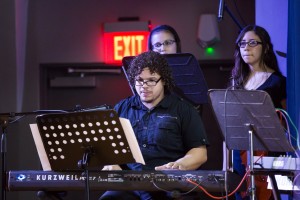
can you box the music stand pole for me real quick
[246,124,256,200]
[77,146,95,200]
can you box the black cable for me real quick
[151,179,200,196]
[231,0,247,26]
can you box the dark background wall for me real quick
[0,0,291,200]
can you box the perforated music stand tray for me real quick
[208,89,293,152]
[122,53,209,105]
[31,109,143,171]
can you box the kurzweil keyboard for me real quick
[7,170,244,193]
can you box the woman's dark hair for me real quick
[127,51,174,94]
[231,25,281,88]
[148,25,182,53]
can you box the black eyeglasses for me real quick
[238,40,263,48]
[135,78,162,86]
[152,40,176,49]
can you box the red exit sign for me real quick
[103,21,150,64]
[104,31,149,64]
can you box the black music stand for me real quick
[122,53,208,106]
[208,89,294,200]
[34,109,142,200]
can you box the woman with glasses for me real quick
[231,25,286,109]
[231,25,286,200]
[100,51,209,200]
[148,24,181,54]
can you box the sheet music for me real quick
[267,175,300,191]
[120,118,145,165]
[30,124,52,171]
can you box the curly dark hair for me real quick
[231,25,282,88]
[148,25,182,53]
[127,51,174,94]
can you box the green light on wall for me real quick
[205,47,215,55]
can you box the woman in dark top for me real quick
[231,25,286,109]
[231,25,286,200]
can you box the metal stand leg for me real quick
[0,117,8,200]
[78,147,94,200]
[247,123,282,200]
[246,124,256,200]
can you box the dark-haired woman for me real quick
[231,25,286,200]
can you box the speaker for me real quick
[197,14,220,48]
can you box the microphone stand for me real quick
[1,116,8,200]
[224,3,244,30]
[220,3,244,31]
[218,3,244,198]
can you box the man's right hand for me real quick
[102,165,122,170]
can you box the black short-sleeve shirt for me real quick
[114,93,209,170]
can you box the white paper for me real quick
[30,124,52,171]
[267,175,300,191]
[120,118,145,165]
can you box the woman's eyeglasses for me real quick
[152,40,176,49]
[238,40,262,48]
